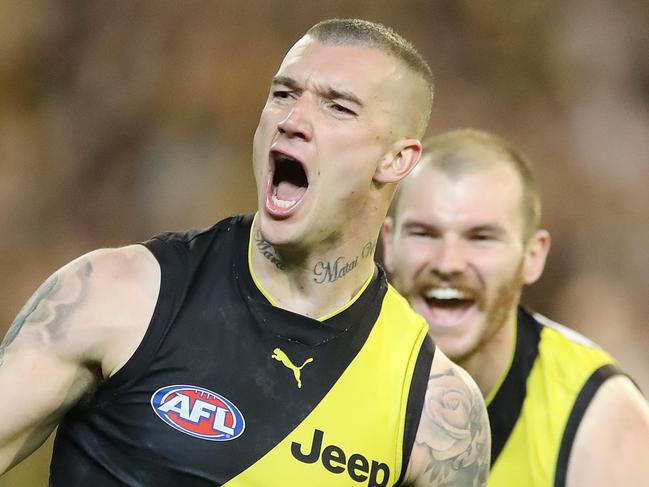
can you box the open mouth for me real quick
[266,151,308,216]
[422,287,477,326]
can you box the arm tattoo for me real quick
[0,259,93,366]
[416,368,490,486]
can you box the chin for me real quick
[257,212,302,248]
[439,341,479,363]
[426,327,481,363]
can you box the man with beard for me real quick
[0,20,490,486]
[382,128,649,486]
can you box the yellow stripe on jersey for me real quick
[224,285,429,487]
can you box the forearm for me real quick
[0,416,57,475]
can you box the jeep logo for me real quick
[291,429,390,486]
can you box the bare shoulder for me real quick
[567,374,649,487]
[404,350,490,487]
[83,244,160,308]
[76,244,161,376]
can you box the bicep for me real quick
[406,353,490,487]
[567,375,649,487]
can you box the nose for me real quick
[277,97,313,142]
[431,237,467,278]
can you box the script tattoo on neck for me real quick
[254,230,287,271]
[312,240,375,284]
[0,259,93,366]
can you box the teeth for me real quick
[425,288,467,300]
[271,194,297,209]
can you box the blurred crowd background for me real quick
[1,0,648,484]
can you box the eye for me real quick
[469,231,497,243]
[329,102,357,116]
[272,90,294,100]
[406,227,438,239]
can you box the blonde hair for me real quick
[392,128,541,241]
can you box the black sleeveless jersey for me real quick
[49,214,434,486]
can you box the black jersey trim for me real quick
[553,363,621,487]
[396,334,435,486]
[488,308,541,467]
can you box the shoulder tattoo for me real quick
[415,367,490,486]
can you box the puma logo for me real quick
[272,348,313,388]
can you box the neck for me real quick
[249,220,378,319]
[457,309,518,399]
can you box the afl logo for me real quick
[150,385,245,441]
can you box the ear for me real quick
[373,139,422,184]
[380,217,396,273]
[522,229,551,285]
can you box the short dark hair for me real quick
[306,19,434,137]
[392,128,541,241]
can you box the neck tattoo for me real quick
[254,230,287,271]
[312,240,375,284]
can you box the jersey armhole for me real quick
[553,363,622,487]
[90,238,185,406]
[396,334,435,486]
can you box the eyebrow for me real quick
[271,75,364,108]
[400,220,507,236]
[400,220,437,232]
[272,76,303,93]
[469,224,506,235]
[322,87,364,108]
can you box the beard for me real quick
[450,258,525,363]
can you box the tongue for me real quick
[427,299,473,325]
[276,181,307,201]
